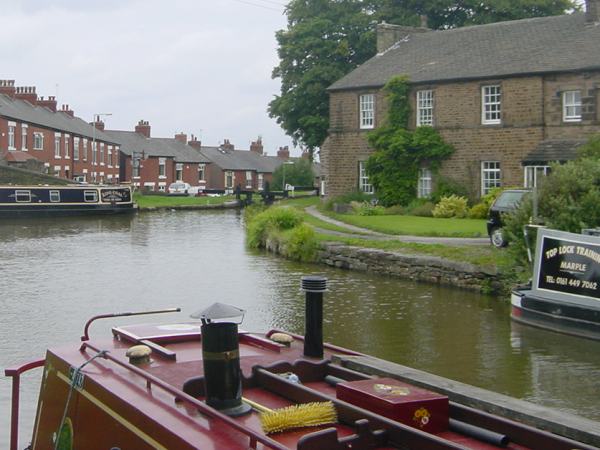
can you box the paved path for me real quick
[305,206,489,246]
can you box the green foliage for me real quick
[351,201,386,216]
[246,207,303,248]
[324,191,374,211]
[467,188,502,219]
[432,195,468,218]
[408,201,435,217]
[431,176,470,204]
[270,0,575,153]
[283,223,319,262]
[577,134,600,159]
[384,204,406,215]
[366,77,454,207]
[271,159,315,190]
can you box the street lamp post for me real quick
[92,113,112,183]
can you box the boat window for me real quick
[49,190,60,203]
[15,190,31,203]
[84,190,98,202]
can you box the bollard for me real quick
[301,275,327,358]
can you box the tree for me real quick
[270,0,576,157]
[272,158,315,190]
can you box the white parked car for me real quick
[167,182,191,195]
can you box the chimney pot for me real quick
[135,120,151,138]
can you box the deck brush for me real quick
[242,397,337,434]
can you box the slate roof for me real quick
[522,139,587,164]
[104,130,211,163]
[199,146,284,172]
[329,13,600,91]
[0,94,119,144]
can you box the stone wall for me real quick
[316,242,501,293]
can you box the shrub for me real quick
[431,177,470,204]
[282,223,318,262]
[432,195,468,218]
[384,205,405,215]
[410,201,435,217]
[468,202,489,219]
[351,201,385,216]
[324,191,374,211]
[246,207,303,248]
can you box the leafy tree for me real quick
[272,158,315,190]
[504,134,600,270]
[365,76,454,206]
[270,0,576,157]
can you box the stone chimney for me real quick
[174,132,187,144]
[0,80,16,98]
[277,145,290,159]
[15,86,37,105]
[586,0,600,22]
[376,21,430,53]
[250,137,263,155]
[38,95,57,112]
[135,120,151,138]
[60,104,74,117]
[188,134,202,150]
[220,139,234,152]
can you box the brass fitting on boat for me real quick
[125,345,152,364]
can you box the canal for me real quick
[1,210,600,447]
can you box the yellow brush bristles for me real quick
[260,401,337,434]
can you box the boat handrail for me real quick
[5,358,46,450]
[81,308,181,341]
[79,342,288,450]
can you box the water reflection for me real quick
[1,210,599,449]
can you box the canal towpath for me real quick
[304,205,489,247]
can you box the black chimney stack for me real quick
[301,275,327,358]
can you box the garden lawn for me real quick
[134,193,236,208]
[325,212,487,238]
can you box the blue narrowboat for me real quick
[0,185,135,217]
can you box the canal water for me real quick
[1,210,599,447]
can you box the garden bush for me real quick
[351,201,386,216]
[432,195,468,218]
[408,201,435,217]
[384,205,405,215]
[431,177,470,204]
[323,191,374,211]
[246,206,303,248]
[282,223,318,262]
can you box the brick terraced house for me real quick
[0,81,121,183]
[321,0,600,199]
[106,122,212,192]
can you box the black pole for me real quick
[301,275,327,358]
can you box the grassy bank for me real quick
[0,165,71,185]
[134,192,237,209]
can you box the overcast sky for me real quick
[0,0,296,155]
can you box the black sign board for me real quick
[534,231,600,301]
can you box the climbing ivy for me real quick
[365,76,454,207]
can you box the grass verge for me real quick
[134,193,236,208]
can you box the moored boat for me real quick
[511,228,600,341]
[5,276,599,450]
[0,184,135,217]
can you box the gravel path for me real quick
[305,206,490,247]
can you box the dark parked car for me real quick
[487,189,530,247]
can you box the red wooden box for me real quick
[336,378,449,433]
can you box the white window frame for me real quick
[416,90,433,126]
[84,190,98,202]
[359,94,375,129]
[225,171,234,189]
[245,171,253,189]
[15,190,31,202]
[33,132,43,150]
[563,90,582,122]
[158,158,166,178]
[107,146,113,167]
[21,125,28,151]
[481,161,501,195]
[53,165,61,177]
[99,143,105,165]
[8,123,16,150]
[92,141,97,164]
[82,138,88,161]
[482,85,501,125]
[417,168,432,198]
[175,163,183,181]
[358,161,374,194]
[198,164,205,182]
[54,133,61,158]
[49,190,60,203]
[64,134,70,159]
[258,173,264,191]
[524,165,550,188]
[73,137,80,161]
